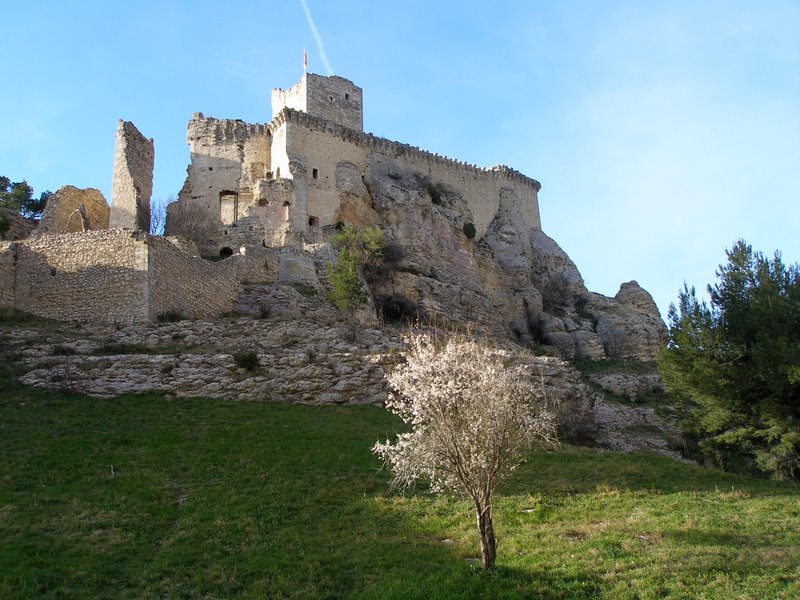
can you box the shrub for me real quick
[51,345,77,356]
[462,222,476,240]
[233,351,259,371]
[93,343,148,356]
[374,332,558,569]
[258,303,271,319]
[157,310,184,323]
[376,294,420,324]
[425,181,443,205]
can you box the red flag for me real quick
[303,48,308,71]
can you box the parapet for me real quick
[269,107,541,192]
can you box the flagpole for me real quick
[303,47,308,74]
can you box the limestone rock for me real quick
[35,186,109,236]
[590,283,667,360]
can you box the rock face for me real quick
[13,316,596,441]
[361,155,665,360]
[34,186,109,236]
[0,209,36,241]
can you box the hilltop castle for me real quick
[168,73,541,255]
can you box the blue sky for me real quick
[2,0,798,318]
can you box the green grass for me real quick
[1,386,799,599]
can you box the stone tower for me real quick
[110,120,154,231]
[271,73,363,131]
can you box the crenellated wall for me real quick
[270,108,541,239]
[176,74,541,252]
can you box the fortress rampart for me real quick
[271,108,541,192]
[0,229,278,323]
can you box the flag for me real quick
[303,47,308,71]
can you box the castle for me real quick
[170,73,542,256]
[0,73,543,325]
[1,71,667,364]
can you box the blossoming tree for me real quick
[373,332,559,569]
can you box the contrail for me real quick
[298,0,334,75]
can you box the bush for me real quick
[425,181,443,205]
[258,303,271,319]
[157,310,184,323]
[233,351,259,371]
[462,222,476,240]
[376,294,420,324]
[51,345,77,356]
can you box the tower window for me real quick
[345,93,350,100]
[312,168,318,180]
[329,96,333,102]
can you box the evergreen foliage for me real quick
[327,225,386,314]
[0,175,51,220]
[658,240,800,480]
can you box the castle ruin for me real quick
[170,73,541,256]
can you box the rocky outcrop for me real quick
[34,186,109,236]
[589,282,668,360]
[0,209,36,241]
[12,316,595,440]
[360,155,664,361]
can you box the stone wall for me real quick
[148,237,278,320]
[11,229,149,322]
[110,120,154,232]
[0,241,15,307]
[174,114,272,242]
[274,108,541,239]
[35,185,109,235]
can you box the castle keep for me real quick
[171,73,541,254]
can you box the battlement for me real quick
[187,113,270,146]
[268,107,541,192]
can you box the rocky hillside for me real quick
[334,153,666,361]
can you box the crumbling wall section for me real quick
[12,230,149,322]
[147,237,278,320]
[0,241,15,307]
[110,120,154,231]
[36,186,109,236]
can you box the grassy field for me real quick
[1,384,799,599]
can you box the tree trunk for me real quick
[476,504,496,569]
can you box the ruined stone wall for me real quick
[36,186,109,236]
[110,120,154,231]
[12,230,149,322]
[147,237,278,319]
[176,114,271,231]
[0,242,15,307]
[271,77,306,118]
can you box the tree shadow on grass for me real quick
[504,446,800,497]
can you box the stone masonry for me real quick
[110,120,154,232]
